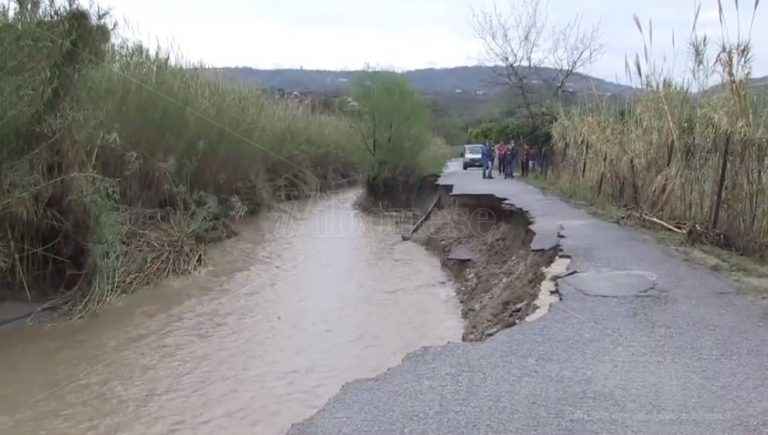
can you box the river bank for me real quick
[413,189,558,341]
[0,301,45,329]
[1,6,456,319]
[0,179,358,329]
[0,173,434,328]
[356,167,562,342]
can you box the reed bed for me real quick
[0,3,448,317]
[548,1,768,257]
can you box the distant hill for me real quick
[751,76,768,87]
[206,66,636,125]
[701,75,768,93]
[207,65,634,98]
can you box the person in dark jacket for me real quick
[481,142,494,179]
[504,141,517,179]
[521,142,531,177]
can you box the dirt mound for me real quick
[415,191,557,341]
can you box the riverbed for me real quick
[0,190,463,435]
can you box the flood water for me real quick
[0,190,463,435]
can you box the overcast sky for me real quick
[101,0,767,83]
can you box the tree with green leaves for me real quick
[468,121,498,143]
[434,114,467,146]
[352,71,433,180]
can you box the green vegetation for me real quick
[0,3,448,316]
[468,112,554,145]
[350,71,455,205]
[352,71,431,179]
[432,114,467,147]
[544,2,768,259]
[352,71,453,179]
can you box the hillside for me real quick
[751,76,768,87]
[208,65,634,98]
[706,75,768,93]
[207,65,635,128]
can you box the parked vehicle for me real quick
[462,144,484,170]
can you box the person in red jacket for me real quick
[496,140,508,176]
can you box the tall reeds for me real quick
[0,2,390,316]
[549,1,767,257]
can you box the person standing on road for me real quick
[481,142,494,179]
[504,141,517,179]
[488,142,496,179]
[521,142,531,177]
[480,142,487,178]
[496,140,507,176]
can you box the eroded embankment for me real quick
[413,186,559,341]
[357,175,442,213]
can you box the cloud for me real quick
[102,0,767,81]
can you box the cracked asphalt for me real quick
[291,162,768,434]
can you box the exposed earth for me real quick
[414,191,557,341]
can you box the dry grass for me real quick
[547,1,768,258]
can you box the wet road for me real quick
[0,190,462,435]
[292,162,768,434]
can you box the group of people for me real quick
[480,140,531,179]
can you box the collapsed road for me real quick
[291,160,768,434]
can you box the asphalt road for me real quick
[291,162,768,434]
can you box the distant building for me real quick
[281,90,344,114]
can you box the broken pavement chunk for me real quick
[448,244,475,262]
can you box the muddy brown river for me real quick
[0,190,463,435]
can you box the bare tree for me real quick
[472,0,602,133]
[549,15,602,95]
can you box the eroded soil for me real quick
[414,192,557,341]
